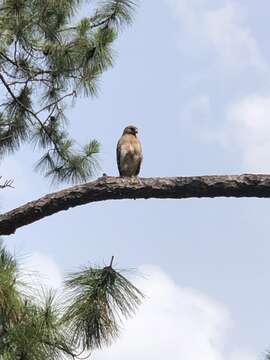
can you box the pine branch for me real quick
[64,262,143,350]
[35,91,76,116]
[92,0,136,29]
[0,177,14,189]
[0,0,136,184]
[1,174,270,235]
[0,51,18,67]
[0,72,69,162]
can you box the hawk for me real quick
[117,125,142,177]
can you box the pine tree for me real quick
[0,0,136,184]
[0,1,143,358]
[0,243,143,359]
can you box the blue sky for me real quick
[2,0,270,359]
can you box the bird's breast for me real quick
[121,142,141,157]
[117,134,142,176]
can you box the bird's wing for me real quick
[134,157,142,176]
[134,139,143,175]
[116,137,123,175]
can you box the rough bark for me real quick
[1,174,270,235]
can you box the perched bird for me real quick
[117,125,142,177]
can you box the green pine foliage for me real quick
[64,262,143,350]
[0,0,136,183]
[0,244,143,359]
[1,293,74,360]
[0,2,143,358]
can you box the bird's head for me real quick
[123,125,138,136]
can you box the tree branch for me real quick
[0,177,14,189]
[1,174,270,235]
[35,91,76,116]
[0,72,69,162]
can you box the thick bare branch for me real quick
[1,174,270,235]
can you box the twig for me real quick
[109,256,114,268]
[0,72,69,162]
[0,177,14,189]
[35,91,76,115]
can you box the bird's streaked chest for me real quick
[119,135,142,160]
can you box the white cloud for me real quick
[217,94,270,172]
[204,3,266,70]
[167,0,270,171]
[94,265,256,360]
[229,351,258,360]
[17,256,258,360]
[168,0,267,71]
[22,252,63,290]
